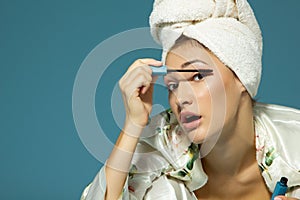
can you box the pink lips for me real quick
[180,111,202,131]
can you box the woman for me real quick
[81,0,300,199]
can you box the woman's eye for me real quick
[167,83,178,91]
[193,73,203,81]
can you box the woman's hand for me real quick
[119,58,162,130]
[274,196,299,200]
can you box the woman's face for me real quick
[164,39,246,146]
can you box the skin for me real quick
[164,39,270,199]
[103,40,298,199]
[165,38,297,200]
[105,58,162,200]
[275,196,299,200]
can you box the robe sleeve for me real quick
[80,166,133,200]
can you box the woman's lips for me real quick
[180,111,202,131]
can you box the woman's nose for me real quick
[175,81,193,108]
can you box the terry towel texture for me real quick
[149,0,263,97]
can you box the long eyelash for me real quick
[165,82,179,92]
[190,73,203,81]
[193,72,212,80]
[195,73,203,78]
[165,72,212,91]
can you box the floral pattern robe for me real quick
[81,103,300,199]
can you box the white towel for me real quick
[149,0,262,97]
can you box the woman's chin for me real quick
[185,128,207,144]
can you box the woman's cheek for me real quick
[202,78,227,135]
[194,84,211,109]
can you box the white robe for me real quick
[81,103,300,199]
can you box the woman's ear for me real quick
[234,76,247,93]
[240,84,247,93]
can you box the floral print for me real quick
[80,103,300,200]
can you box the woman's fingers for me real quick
[120,68,152,96]
[118,58,162,127]
[131,58,162,69]
[120,65,150,87]
[126,58,160,73]
[274,196,300,200]
[125,73,152,99]
[120,58,161,97]
[121,58,161,85]
[141,82,151,94]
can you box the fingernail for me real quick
[274,197,282,200]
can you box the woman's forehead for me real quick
[166,44,215,68]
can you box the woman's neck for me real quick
[200,98,256,177]
[195,100,272,199]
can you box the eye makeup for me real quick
[151,65,213,76]
[163,67,214,92]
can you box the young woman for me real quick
[81,0,300,199]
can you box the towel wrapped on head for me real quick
[149,0,263,97]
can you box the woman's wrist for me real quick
[122,119,145,138]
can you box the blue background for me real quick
[1,0,299,199]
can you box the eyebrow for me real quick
[167,59,212,73]
[181,59,208,68]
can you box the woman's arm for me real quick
[104,58,162,200]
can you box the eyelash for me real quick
[167,73,204,91]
